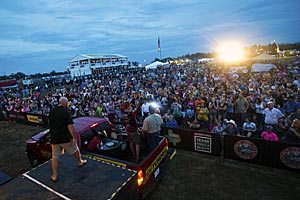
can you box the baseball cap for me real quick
[266,125,273,129]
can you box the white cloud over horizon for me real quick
[0,0,299,75]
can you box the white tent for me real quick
[145,61,168,70]
[251,63,276,72]
[252,53,276,61]
[208,57,224,64]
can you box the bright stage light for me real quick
[217,41,245,62]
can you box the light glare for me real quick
[218,42,244,62]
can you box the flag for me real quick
[158,36,161,52]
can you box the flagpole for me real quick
[160,49,162,60]
[158,36,162,60]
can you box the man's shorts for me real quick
[51,141,79,159]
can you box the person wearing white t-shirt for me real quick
[263,100,284,134]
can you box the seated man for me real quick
[165,115,179,128]
[284,119,300,143]
[222,120,240,136]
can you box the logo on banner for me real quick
[234,140,258,159]
[280,147,300,169]
[194,133,212,153]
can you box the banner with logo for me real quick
[161,127,221,156]
[224,135,300,171]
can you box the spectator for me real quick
[187,118,201,130]
[283,95,299,116]
[196,100,209,130]
[165,115,179,128]
[218,97,227,122]
[142,106,163,150]
[141,98,150,120]
[234,93,249,127]
[208,96,218,124]
[212,121,224,134]
[222,120,240,136]
[261,125,278,141]
[286,107,300,126]
[242,117,257,137]
[185,104,195,123]
[226,96,235,120]
[284,119,300,143]
[262,100,285,134]
[95,103,103,117]
[132,101,142,123]
[162,109,172,122]
[171,98,183,126]
[1,98,8,117]
[254,97,265,128]
[126,113,141,163]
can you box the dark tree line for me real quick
[0,70,69,81]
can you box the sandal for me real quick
[78,160,88,168]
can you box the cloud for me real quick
[0,0,299,75]
[0,39,75,56]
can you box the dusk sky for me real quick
[0,0,299,75]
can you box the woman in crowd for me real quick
[126,113,141,163]
[208,96,218,125]
[196,100,209,130]
[254,97,265,128]
[218,97,227,122]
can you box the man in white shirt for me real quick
[142,106,163,150]
[263,101,284,134]
[141,99,150,119]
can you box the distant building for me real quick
[67,54,128,78]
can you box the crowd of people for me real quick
[1,58,300,144]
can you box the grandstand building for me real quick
[68,54,128,78]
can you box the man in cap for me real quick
[262,100,284,135]
[49,96,87,182]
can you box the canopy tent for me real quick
[145,61,168,70]
[252,53,277,61]
[207,57,224,64]
[198,58,214,63]
[251,63,276,72]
